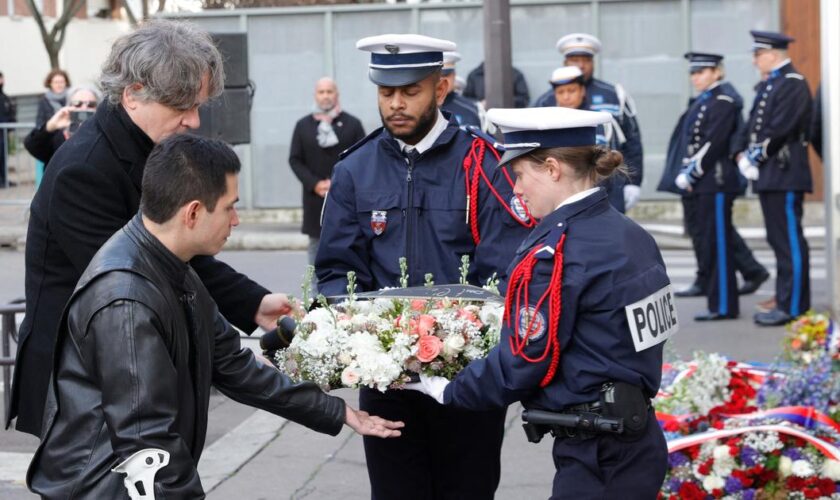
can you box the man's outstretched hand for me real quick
[345,406,404,438]
[254,293,296,331]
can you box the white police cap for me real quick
[487,107,611,166]
[549,66,584,86]
[442,51,461,75]
[556,33,602,57]
[356,34,456,87]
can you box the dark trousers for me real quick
[0,134,6,185]
[697,193,739,316]
[683,195,767,288]
[759,191,810,316]
[360,387,505,500]
[550,408,667,499]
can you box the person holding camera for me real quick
[23,87,98,165]
[407,106,671,499]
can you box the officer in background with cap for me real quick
[316,34,534,499]
[407,106,671,499]
[439,51,482,129]
[737,30,812,327]
[660,54,770,303]
[535,33,644,212]
[550,65,632,212]
[662,53,746,321]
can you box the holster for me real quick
[599,381,650,439]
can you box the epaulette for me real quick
[338,127,386,160]
[462,125,503,152]
[716,95,735,103]
[785,73,805,80]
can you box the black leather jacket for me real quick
[28,215,345,499]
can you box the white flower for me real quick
[442,334,465,357]
[304,308,335,330]
[300,329,333,358]
[791,459,815,478]
[338,351,353,365]
[348,332,383,356]
[463,343,484,360]
[712,446,735,475]
[821,459,840,481]
[779,456,793,477]
[702,475,724,492]
[341,365,361,386]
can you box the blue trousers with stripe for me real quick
[698,193,739,316]
[759,191,810,316]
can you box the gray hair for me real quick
[100,19,224,110]
[67,86,102,102]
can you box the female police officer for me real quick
[407,106,673,499]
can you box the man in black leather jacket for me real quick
[27,135,403,499]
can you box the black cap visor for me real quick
[369,66,441,87]
[497,146,538,168]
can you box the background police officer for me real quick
[316,34,532,500]
[408,106,670,499]
[670,53,744,321]
[439,51,482,129]
[535,33,643,212]
[550,65,630,212]
[737,30,812,327]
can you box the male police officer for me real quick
[439,51,482,129]
[534,33,643,212]
[737,31,812,327]
[316,34,533,499]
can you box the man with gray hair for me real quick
[10,19,295,437]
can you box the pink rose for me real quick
[411,314,437,337]
[416,335,443,362]
[410,299,427,312]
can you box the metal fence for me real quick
[166,0,779,208]
[0,123,38,206]
[0,300,24,422]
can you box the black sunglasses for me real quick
[71,100,97,108]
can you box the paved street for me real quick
[0,246,829,499]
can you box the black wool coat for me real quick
[288,111,365,238]
[10,102,270,436]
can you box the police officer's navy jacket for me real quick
[443,189,672,410]
[316,114,529,295]
[744,61,812,193]
[441,92,481,128]
[536,78,643,190]
[29,216,345,499]
[658,82,744,195]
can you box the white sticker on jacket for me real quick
[624,285,679,352]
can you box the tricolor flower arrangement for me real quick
[657,312,840,497]
[275,258,503,392]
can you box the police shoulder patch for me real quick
[624,284,679,352]
[510,195,529,222]
[517,306,547,342]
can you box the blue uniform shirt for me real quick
[443,189,672,411]
[316,115,530,295]
[658,82,744,195]
[440,92,482,129]
[741,61,812,193]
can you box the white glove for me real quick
[623,184,641,211]
[738,155,760,181]
[674,173,691,191]
[403,374,450,404]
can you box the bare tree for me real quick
[25,0,87,69]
